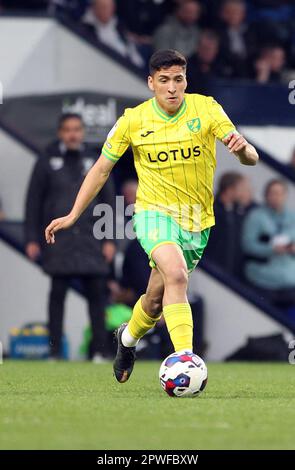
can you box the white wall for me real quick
[0,18,55,94]
[0,240,88,359]
[240,126,295,165]
[188,270,291,361]
[215,138,295,209]
[55,26,151,98]
[0,129,36,220]
[0,18,150,99]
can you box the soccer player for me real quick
[45,50,258,382]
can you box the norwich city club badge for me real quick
[187,118,201,133]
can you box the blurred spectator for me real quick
[115,179,138,252]
[108,179,146,307]
[248,0,294,45]
[116,0,170,42]
[25,113,116,361]
[117,238,150,305]
[49,0,89,20]
[121,179,137,207]
[82,0,144,67]
[242,179,295,308]
[116,0,171,69]
[235,174,257,215]
[121,179,138,211]
[253,44,287,83]
[186,29,223,94]
[205,172,252,277]
[121,179,137,232]
[249,0,294,18]
[217,0,253,78]
[1,0,48,9]
[153,0,201,58]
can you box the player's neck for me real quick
[154,97,184,117]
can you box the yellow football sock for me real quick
[128,295,162,340]
[163,303,193,352]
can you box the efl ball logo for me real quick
[159,351,207,398]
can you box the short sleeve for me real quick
[101,109,131,163]
[207,96,237,141]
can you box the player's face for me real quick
[266,183,287,212]
[58,118,84,150]
[235,177,253,207]
[148,65,187,115]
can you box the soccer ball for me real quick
[159,350,207,397]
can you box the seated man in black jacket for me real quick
[25,113,116,361]
[205,172,255,278]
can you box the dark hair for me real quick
[200,28,220,44]
[217,172,243,195]
[175,0,200,11]
[264,179,287,197]
[221,0,245,9]
[149,49,187,75]
[58,113,83,129]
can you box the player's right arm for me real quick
[45,155,115,244]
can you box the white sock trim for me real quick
[121,325,139,347]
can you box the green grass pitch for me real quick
[0,360,295,450]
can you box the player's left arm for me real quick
[223,132,259,166]
[207,96,259,166]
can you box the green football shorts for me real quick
[133,210,211,273]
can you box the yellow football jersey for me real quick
[102,93,236,231]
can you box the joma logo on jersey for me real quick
[147,146,201,162]
[187,118,201,133]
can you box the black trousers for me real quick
[48,275,107,358]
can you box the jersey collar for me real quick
[152,97,187,123]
